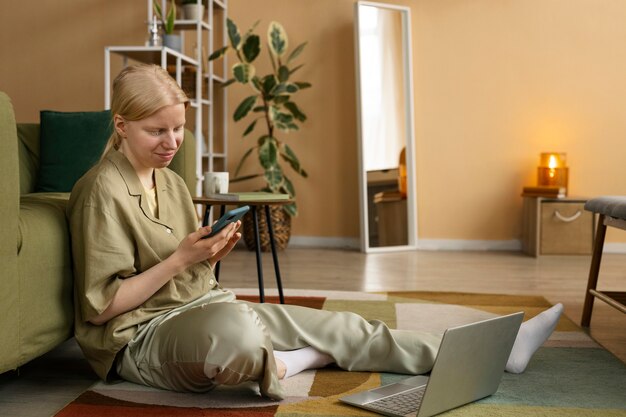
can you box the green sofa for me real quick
[0,91,197,374]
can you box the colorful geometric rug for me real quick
[55,289,626,416]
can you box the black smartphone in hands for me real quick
[203,205,250,238]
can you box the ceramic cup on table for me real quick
[203,172,229,196]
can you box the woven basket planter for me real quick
[242,206,291,252]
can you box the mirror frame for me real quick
[354,1,418,253]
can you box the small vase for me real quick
[163,34,182,52]
[183,4,205,20]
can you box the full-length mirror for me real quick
[354,1,417,252]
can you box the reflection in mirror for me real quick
[354,1,417,252]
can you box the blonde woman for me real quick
[68,64,562,400]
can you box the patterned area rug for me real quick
[55,289,626,417]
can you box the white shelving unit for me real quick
[104,0,228,197]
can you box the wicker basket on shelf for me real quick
[242,206,291,252]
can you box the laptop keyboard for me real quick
[367,387,425,416]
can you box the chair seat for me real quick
[584,196,626,219]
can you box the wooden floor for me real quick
[1,248,624,417]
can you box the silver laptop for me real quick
[340,312,524,417]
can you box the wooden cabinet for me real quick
[522,197,595,256]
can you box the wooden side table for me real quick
[192,195,293,304]
[521,196,595,256]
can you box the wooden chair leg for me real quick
[581,214,606,327]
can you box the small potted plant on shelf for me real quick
[209,18,311,251]
[181,0,205,21]
[154,0,181,52]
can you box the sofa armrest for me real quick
[0,91,21,372]
[17,123,41,195]
[169,128,198,196]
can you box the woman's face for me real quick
[116,103,186,172]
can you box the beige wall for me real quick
[3,0,626,244]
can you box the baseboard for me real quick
[288,236,360,249]
[416,239,522,251]
[603,243,626,253]
[286,237,626,254]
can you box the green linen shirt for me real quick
[67,150,216,381]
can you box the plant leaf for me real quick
[153,1,163,19]
[233,95,257,121]
[271,83,288,96]
[208,46,229,61]
[283,202,297,217]
[280,143,305,175]
[277,65,290,82]
[259,138,278,169]
[242,34,260,63]
[284,101,306,122]
[261,75,277,95]
[276,122,299,132]
[289,64,304,75]
[273,95,289,104]
[232,63,255,84]
[287,42,307,64]
[281,175,295,197]
[286,83,299,93]
[243,119,258,137]
[166,0,176,34]
[234,147,255,177]
[294,81,312,89]
[267,21,288,57]
[274,111,293,124]
[264,167,283,191]
[227,18,241,49]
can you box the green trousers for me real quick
[116,288,440,400]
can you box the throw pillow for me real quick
[36,110,112,192]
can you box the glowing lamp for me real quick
[537,152,568,190]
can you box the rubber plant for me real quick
[209,19,311,216]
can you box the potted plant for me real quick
[154,0,181,52]
[209,19,311,250]
[181,0,205,21]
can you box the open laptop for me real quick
[340,312,524,417]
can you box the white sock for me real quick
[505,303,563,374]
[274,346,334,378]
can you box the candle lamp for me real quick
[537,152,568,191]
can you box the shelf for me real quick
[105,0,227,198]
[203,152,226,158]
[175,20,211,31]
[211,74,227,83]
[106,46,199,67]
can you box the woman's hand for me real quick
[171,220,242,270]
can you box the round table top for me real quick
[192,195,294,206]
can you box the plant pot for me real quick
[163,34,182,52]
[183,4,205,20]
[243,206,291,252]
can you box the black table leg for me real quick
[214,205,226,281]
[265,205,285,304]
[251,206,265,303]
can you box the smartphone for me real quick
[203,205,250,238]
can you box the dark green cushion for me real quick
[35,110,112,192]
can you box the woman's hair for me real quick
[101,64,189,159]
